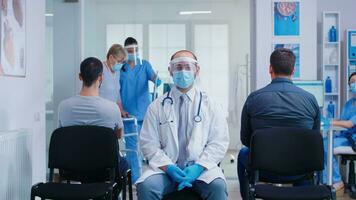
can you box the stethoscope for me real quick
[159,91,203,125]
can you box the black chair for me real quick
[248,127,335,200]
[31,126,133,200]
[163,188,202,200]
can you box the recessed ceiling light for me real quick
[179,11,212,15]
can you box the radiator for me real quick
[0,129,32,200]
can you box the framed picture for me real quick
[273,43,300,79]
[0,0,26,77]
[273,1,300,37]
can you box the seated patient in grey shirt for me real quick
[58,57,128,174]
[58,95,123,132]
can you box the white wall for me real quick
[251,0,318,90]
[0,1,46,183]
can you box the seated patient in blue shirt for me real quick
[58,57,129,177]
[237,48,320,199]
[322,72,356,192]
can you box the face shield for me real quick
[169,57,198,89]
[169,57,198,73]
[124,44,141,65]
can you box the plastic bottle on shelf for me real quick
[329,26,337,42]
[327,101,335,119]
[325,76,332,93]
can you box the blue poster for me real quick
[274,44,300,78]
[274,2,300,36]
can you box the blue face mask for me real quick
[112,63,123,72]
[127,52,139,62]
[173,70,195,89]
[351,83,356,94]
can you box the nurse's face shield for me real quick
[169,57,198,73]
[125,44,139,54]
[125,44,141,65]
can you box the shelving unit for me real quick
[322,11,341,118]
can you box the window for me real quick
[106,24,143,55]
[149,24,186,80]
[194,24,229,113]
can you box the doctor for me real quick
[136,50,229,200]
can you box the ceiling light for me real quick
[179,11,212,15]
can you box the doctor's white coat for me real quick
[136,87,229,184]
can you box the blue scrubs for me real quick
[120,59,156,183]
[120,59,155,121]
[323,98,356,183]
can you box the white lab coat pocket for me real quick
[158,123,170,148]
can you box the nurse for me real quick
[120,37,161,182]
[99,44,127,116]
[323,72,356,193]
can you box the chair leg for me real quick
[350,160,356,185]
[122,176,127,200]
[248,188,255,200]
[349,161,356,198]
[331,187,336,200]
[109,188,113,200]
[30,193,35,200]
[128,170,133,200]
[248,182,256,200]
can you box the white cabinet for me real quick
[322,11,341,118]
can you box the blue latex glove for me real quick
[166,165,187,183]
[177,181,192,191]
[155,78,162,87]
[178,164,205,190]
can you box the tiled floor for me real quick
[130,150,354,200]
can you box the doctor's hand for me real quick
[165,165,188,183]
[177,181,192,191]
[177,164,205,191]
[183,164,205,183]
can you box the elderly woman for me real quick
[100,44,127,116]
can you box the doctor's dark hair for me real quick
[80,57,103,87]
[124,37,138,47]
[349,72,356,85]
[270,48,295,76]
